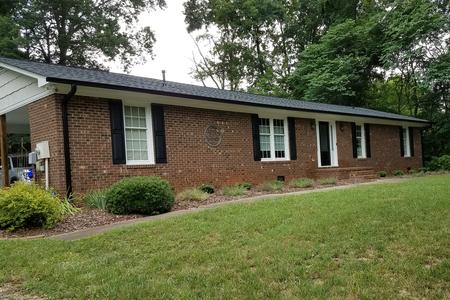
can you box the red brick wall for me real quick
[28,94,67,193]
[28,94,423,194]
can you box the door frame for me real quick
[316,120,339,168]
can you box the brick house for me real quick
[0,57,429,195]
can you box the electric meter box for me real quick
[28,152,37,164]
[36,141,50,160]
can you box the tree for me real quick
[3,0,166,70]
[183,0,377,93]
[288,17,384,106]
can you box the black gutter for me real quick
[62,84,77,198]
[46,77,431,125]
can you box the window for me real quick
[355,124,366,158]
[124,105,153,164]
[259,118,289,160]
[402,127,411,157]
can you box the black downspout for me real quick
[421,128,426,169]
[62,84,77,198]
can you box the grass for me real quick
[0,175,449,299]
[257,180,284,192]
[289,177,315,188]
[318,176,337,185]
[222,185,247,197]
[83,189,108,210]
[177,188,209,201]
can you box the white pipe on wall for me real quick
[44,158,49,190]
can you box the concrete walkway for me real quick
[50,177,405,241]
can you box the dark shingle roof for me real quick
[0,57,429,124]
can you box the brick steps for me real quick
[314,167,378,181]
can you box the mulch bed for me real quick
[1,177,374,239]
[0,208,142,239]
[172,177,369,210]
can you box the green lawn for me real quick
[1,175,450,299]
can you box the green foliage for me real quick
[84,189,108,210]
[257,180,284,192]
[426,155,450,171]
[1,0,166,70]
[184,0,376,92]
[177,188,209,202]
[0,16,23,59]
[0,182,64,230]
[106,177,174,215]
[318,177,337,185]
[199,184,215,194]
[290,17,383,106]
[60,197,80,216]
[289,178,314,188]
[222,185,247,197]
[237,182,252,190]
[393,170,405,176]
[378,171,387,178]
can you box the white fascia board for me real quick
[0,62,48,87]
[55,83,430,128]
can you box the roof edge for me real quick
[47,77,431,125]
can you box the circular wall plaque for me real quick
[204,125,223,147]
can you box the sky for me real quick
[109,0,203,85]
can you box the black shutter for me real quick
[351,123,357,158]
[364,124,371,158]
[399,127,405,157]
[409,127,414,157]
[152,104,167,163]
[251,114,261,161]
[288,117,297,160]
[109,100,126,164]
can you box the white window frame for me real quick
[355,123,367,159]
[403,127,411,158]
[316,120,339,168]
[259,117,290,162]
[123,102,155,165]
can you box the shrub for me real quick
[378,171,387,178]
[61,196,80,216]
[0,182,65,230]
[177,188,209,202]
[289,178,314,188]
[238,182,252,190]
[222,185,247,197]
[199,184,215,194]
[318,177,337,185]
[257,180,284,192]
[393,170,404,176]
[84,189,108,210]
[106,177,174,215]
[427,155,450,171]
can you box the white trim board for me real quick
[55,84,429,128]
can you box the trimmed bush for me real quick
[199,184,215,194]
[378,171,387,177]
[106,177,174,215]
[257,180,284,192]
[222,185,247,197]
[238,182,252,190]
[0,182,65,230]
[318,177,337,185]
[84,189,108,210]
[177,188,209,202]
[393,170,404,176]
[427,155,450,171]
[289,178,314,188]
